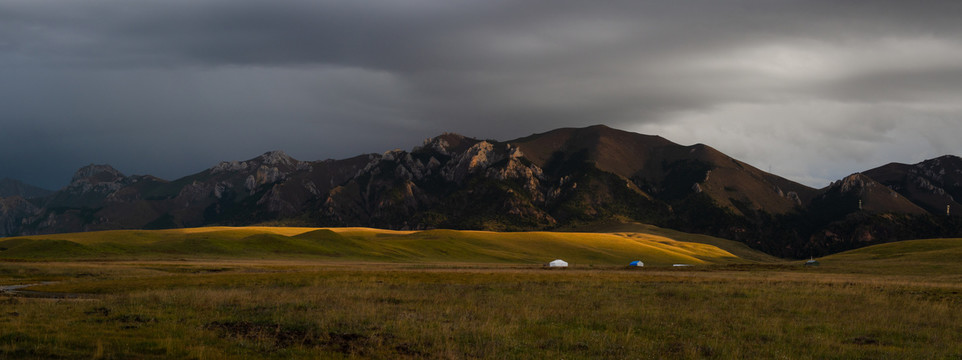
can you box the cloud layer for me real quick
[2,0,961,189]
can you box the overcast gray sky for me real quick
[2,0,961,190]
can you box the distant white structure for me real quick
[629,260,644,267]
[548,259,568,268]
[672,264,691,267]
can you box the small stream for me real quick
[0,281,85,299]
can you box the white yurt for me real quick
[548,259,568,268]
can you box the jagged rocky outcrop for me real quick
[1,125,959,258]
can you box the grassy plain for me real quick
[2,228,961,359]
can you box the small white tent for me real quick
[629,260,644,267]
[548,259,568,268]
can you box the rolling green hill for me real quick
[819,238,962,274]
[0,226,752,265]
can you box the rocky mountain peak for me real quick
[71,164,126,184]
[256,150,298,166]
[210,150,302,175]
[915,155,962,177]
[834,173,874,193]
[42,164,133,209]
[414,133,477,156]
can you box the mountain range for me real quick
[0,178,53,199]
[1,125,959,257]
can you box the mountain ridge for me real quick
[1,125,958,258]
[0,178,53,199]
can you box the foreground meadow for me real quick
[2,260,962,359]
[2,229,961,359]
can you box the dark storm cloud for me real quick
[1,0,961,188]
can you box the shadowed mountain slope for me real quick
[0,178,53,199]
[813,173,928,215]
[863,155,962,215]
[511,125,816,216]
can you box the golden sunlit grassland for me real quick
[2,228,962,359]
[0,227,748,265]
